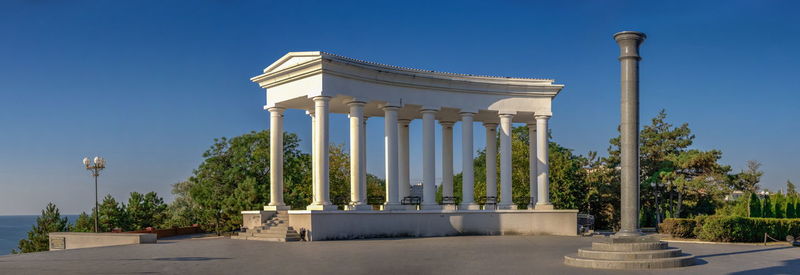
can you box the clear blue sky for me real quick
[1,0,797,215]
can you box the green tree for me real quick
[367,173,386,204]
[14,203,69,254]
[787,180,797,197]
[328,144,351,207]
[71,212,94,232]
[795,197,800,219]
[469,127,587,210]
[748,193,762,218]
[762,195,773,218]
[585,151,621,230]
[98,195,128,231]
[732,160,763,193]
[164,181,204,228]
[775,194,787,219]
[126,192,168,229]
[601,110,731,226]
[187,131,304,234]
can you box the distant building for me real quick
[724,191,745,201]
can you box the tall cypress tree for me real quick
[775,194,787,218]
[748,193,762,218]
[13,203,70,253]
[786,197,796,219]
[762,195,773,218]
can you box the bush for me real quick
[692,215,709,237]
[659,218,697,238]
[696,216,800,242]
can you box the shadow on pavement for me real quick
[152,257,231,261]
[694,246,793,259]
[729,258,800,275]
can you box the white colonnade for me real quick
[254,51,562,212]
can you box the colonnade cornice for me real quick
[323,69,562,98]
[253,57,563,98]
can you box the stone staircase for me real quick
[233,211,300,242]
[564,235,694,269]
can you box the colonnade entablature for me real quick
[251,51,564,211]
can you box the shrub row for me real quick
[659,216,800,242]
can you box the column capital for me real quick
[439,121,455,127]
[398,119,411,126]
[535,114,552,120]
[459,111,476,117]
[347,100,366,107]
[499,113,514,119]
[420,109,438,114]
[483,122,498,127]
[381,105,400,111]
[312,96,332,102]
[267,107,285,114]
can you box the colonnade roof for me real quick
[251,52,565,124]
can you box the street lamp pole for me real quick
[83,156,106,233]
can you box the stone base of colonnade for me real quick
[253,209,578,241]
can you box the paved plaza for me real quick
[1,235,797,274]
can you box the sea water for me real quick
[0,215,79,255]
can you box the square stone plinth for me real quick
[263,205,291,211]
[306,204,339,211]
[345,204,373,211]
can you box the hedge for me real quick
[658,218,697,238]
[659,216,800,242]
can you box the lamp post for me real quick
[83,156,106,233]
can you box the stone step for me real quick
[238,236,299,242]
[591,241,667,252]
[251,232,296,238]
[564,254,695,269]
[577,248,682,260]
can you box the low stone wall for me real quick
[126,225,203,239]
[49,232,156,251]
[285,209,578,241]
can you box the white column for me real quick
[308,97,335,210]
[460,112,479,210]
[441,121,454,202]
[527,123,538,209]
[383,106,403,210]
[535,115,553,210]
[361,117,368,205]
[307,110,318,206]
[498,114,514,209]
[421,109,440,209]
[398,119,411,202]
[347,101,370,210]
[266,107,288,210]
[484,122,498,209]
